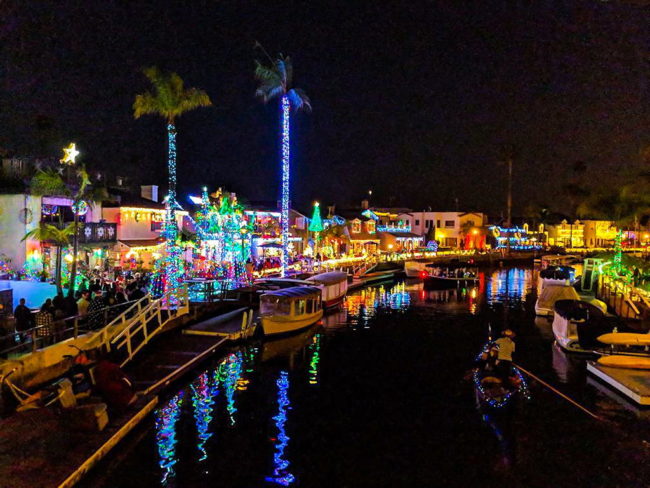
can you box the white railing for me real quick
[110,285,190,367]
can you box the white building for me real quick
[398,211,487,248]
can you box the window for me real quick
[366,220,376,233]
[351,219,361,233]
[445,220,455,228]
[306,299,313,314]
[415,219,420,226]
[436,220,441,228]
[295,299,306,316]
[466,220,475,227]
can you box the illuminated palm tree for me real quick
[23,223,76,295]
[134,67,212,301]
[255,51,311,276]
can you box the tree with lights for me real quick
[254,48,311,276]
[26,151,107,296]
[134,67,212,303]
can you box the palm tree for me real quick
[255,51,311,276]
[134,67,212,300]
[29,167,107,297]
[22,223,76,295]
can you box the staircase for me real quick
[108,286,190,367]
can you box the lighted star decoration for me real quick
[60,143,79,165]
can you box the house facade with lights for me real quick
[546,220,585,248]
[0,191,117,277]
[398,211,487,248]
[101,186,187,270]
[245,202,308,260]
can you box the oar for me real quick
[513,362,603,421]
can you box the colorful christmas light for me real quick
[190,372,219,462]
[280,95,290,277]
[155,391,184,485]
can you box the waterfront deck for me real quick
[587,361,650,406]
[0,395,158,488]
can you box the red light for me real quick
[419,270,429,279]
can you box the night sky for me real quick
[0,1,648,216]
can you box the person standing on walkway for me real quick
[13,298,33,341]
[77,291,91,316]
[87,290,106,330]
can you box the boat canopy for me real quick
[307,271,348,285]
[261,286,322,299]
[537,285,579,314]
[554,299,605,321]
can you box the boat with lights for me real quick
[306,271,348,309]
[260,286,323,336]
[423,265,478,288]
[473,342,530,410]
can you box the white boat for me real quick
[306,271,348,309]
[535,284,579,316]
[260,286,324,336]
[551,299,609,352]
[537,265,575,294]
[540,254,580,269]
[404,259,433,278]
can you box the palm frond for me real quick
[287,88,312,113]
[133,92,161,119]
[176,88,212,116]
[30,169,70,197]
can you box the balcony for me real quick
[77,222,117,243]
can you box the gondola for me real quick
[472,342,530,410]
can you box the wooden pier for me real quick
[587,361,650,406]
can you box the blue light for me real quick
[280,95,290,277]
[265,371,295,486]
[163,122,183,308]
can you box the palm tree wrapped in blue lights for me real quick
[255,47,311,276]
[134,67,212,304]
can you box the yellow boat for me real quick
[597,332,650,346]
[597,355,650,370]
[260,286,324,336]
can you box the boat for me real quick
[404,259,433,278]
[259,286,324,336]
[472,341,530,410]
[540,254,580,269]
[552,299,617,353]
[534,284,579,316]
[423,265,478,289]
[306,271,348,309]
[537,265,575,292]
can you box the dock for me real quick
[587,361,650,406]
[0,395,158,488]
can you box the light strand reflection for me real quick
[265,371,294,486]
[155,391,184,485]
[190,372,219,462]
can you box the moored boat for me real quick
[423,265,478,288]
[552,299,615,353]
[404,259,433,278]
[260,286,323,336]
[306,271,348,309]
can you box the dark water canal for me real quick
[92,266,650,488]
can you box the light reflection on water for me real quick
[143,266,632,488]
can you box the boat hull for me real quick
[424,276,477,289]
[261,309,324,336]
[323,294,345,310]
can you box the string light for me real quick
[265,370,294,486]
[308,334,322,385]
[280,95,290,277]
[473,342,530,409]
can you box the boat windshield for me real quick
[260,296,291,316]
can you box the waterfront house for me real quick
[398,211,487,248]
[101,186,186,270]
[546,220,585,248]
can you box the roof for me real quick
[261,286,322,299]
[118,238,164,248]
[307,271,348,285]
[103,189,165,210]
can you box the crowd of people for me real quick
[3,272,151,353]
